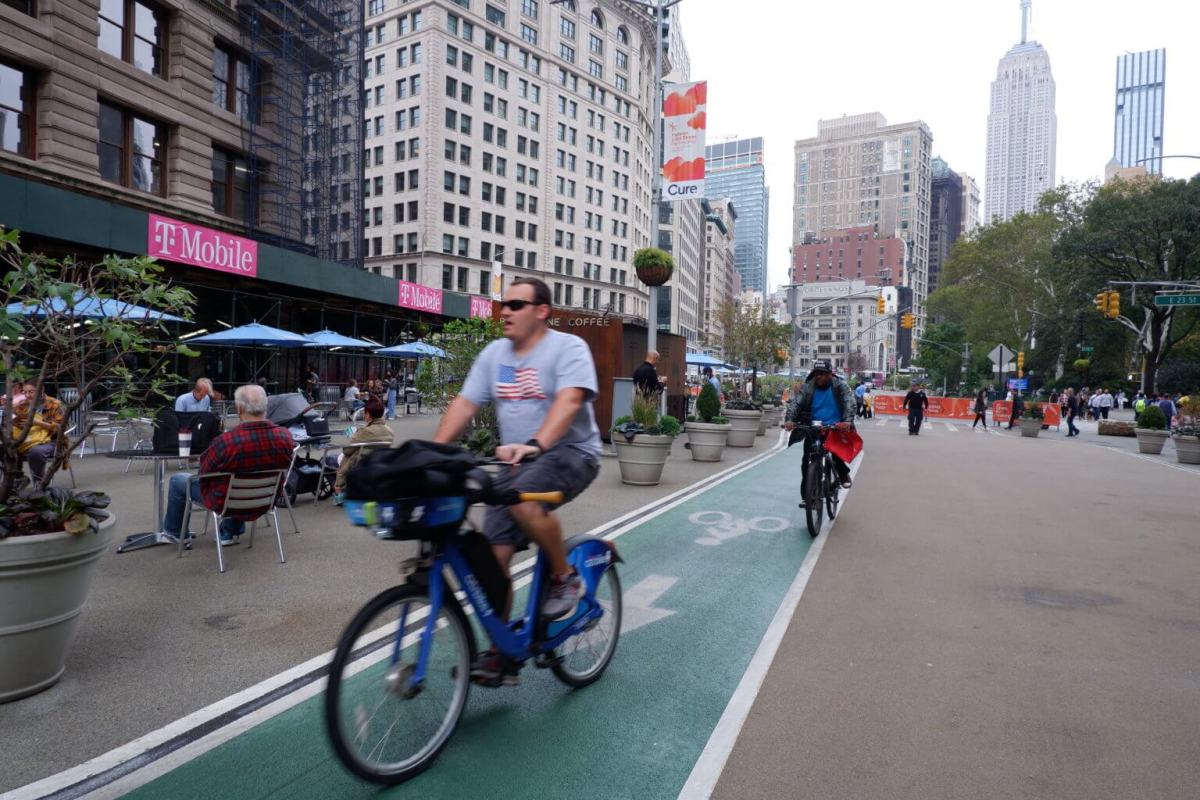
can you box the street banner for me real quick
[490,259,504,301]
[661,81,707,201]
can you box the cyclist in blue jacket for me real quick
[785,359,856,505]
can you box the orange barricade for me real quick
[873,394,973,419]
[992,401,1061,428]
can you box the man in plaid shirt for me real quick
[163,384,294,546]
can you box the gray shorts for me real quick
[483,446,600,550]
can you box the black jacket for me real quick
[632,361,659,396]
[903,390,929,412]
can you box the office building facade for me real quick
[792,113,933,339]
[960,172,981,235]
[791,226,904,288]
[790,279,894,375]
[361,0,662,323]
[984,0,1056,222]
[928,157,963,295]
[705,137,768,293]
[1113,48,1165,176]
[701,197,736,354]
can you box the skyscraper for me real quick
[929,157,963,295]
[705,137,769,293]
[792,113,933,337]
[1113,48,1166,175]
[960,173,981,235]
[985,0,1057,222]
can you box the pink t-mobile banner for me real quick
[147,214,258,277]
[397,280,443,314]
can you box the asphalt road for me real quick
[713,411,1200,799]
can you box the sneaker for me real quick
[218,534,239,547]
[470,649,520,687]
[542,573,582,621]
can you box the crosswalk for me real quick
[867,416,1001,434]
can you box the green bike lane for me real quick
[122,443,816,800]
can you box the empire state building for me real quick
[984,0,1058,222]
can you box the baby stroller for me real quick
[267,393,335,502]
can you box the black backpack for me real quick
[345,439,479,501]
[153,409,222,454]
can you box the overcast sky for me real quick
[683,0,1200,291]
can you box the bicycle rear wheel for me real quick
[324,585,475,785]
[824,458,840,520]
[552,566,622,687]
[804,460,824,537]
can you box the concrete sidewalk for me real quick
[0,413,779,794]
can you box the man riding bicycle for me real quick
[784,359,855,505]
[433,277,602,685]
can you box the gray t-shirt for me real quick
[461,329,601,458]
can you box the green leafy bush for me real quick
[1022,401,1045,420]
[0,487,111,539]
[1137,404,1167,430]
[695,381,721,422]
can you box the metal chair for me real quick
[124,417,155,475]
[81,411,125,456]
[404,389,422,414]
[314,439,390,506]
[179,470,288,573]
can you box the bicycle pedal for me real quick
[534,653,563,669]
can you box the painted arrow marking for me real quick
[621,574,679,634]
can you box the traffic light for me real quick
[876,296,886,314]
[1094,291,1109,315]
[1106,291,1120,319]
[901,313,914,329]
[1017,350,1025,378]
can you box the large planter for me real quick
[685,421,731,462]
[1018,418,1043,438]
[1135,428,1169,455]
[1175,436,1200,465]
[0,511,115,703]
[724,409,762,447]
[613,434,673,485]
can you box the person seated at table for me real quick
[162,384,294,546]
[175,378,214,413]
[331,396,393,504]
[7,380,68,483]
[343,379,363,412]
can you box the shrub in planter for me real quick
[1134,404,1169,455]
[722,398,763,447]
[612,393,679,485]
[1018,402,1044,438]
[1173,397,1200,464]
[684,383,730,462]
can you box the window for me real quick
[3,0,34,15]
[589,33,602,54]
[521,0,538,18]
[615,75,627,92]
[446,44,458,66]
[560,17,575,38]
[617,25,629,45]
[486,5,505,26]
[98,0,167,76]
[615,50,628,71]
[520,23,537,44]
[0,60,35,157]
[367,0,384,15]
[590,9,604,28]
[588,60,602,79]
[559,43,575,63]
[98,101,165,193]
[480,270,491,294]
[442,263,453,288]
[457,266,469,292]
[212,45,257,121]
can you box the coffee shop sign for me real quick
[147,214,258,277]
[550,316,614,327]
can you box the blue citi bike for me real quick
[323,443,622,785]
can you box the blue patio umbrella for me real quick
[685,353,724,367]
[186,322,314,348]
[5,292,186,322]
[375,341,447,358]
[303,329,378,349]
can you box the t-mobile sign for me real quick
[147,214,258,276]
[397,280,443,314]
[469,296,492,318]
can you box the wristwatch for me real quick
[525,438,544,455]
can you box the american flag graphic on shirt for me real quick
[496,364,546,400]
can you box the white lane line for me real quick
[12,437,790,800]
[677,453,863,800]
[1088,442,1200,476]
[945,422,958,432]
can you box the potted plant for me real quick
[611,392,680,485]
[723,399,763,447]
[1133,404,1169,455]
[684,382,730,462]
[633,247,674,287]
[1018,401,1045,438]
[1173,397,1200,465]
[0,230,194,702]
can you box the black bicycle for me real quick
[796,423,841,537]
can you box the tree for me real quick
[414,317,503,449]
[0,230,196,503]
[717,300,791,399]
[1054,175,1200,393]
[913,322,967,393]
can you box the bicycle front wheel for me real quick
[824,457,840,520]
[324,584,475,785]
[553,566,622,687]
[804,459,824,537]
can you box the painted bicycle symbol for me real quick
[689,510,789,547]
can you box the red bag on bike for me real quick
[823,428,863,463]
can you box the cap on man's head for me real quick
[811,359,833,373]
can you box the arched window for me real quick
[617,25,629,45]
[562,0,576,10]
[590,8,604,28]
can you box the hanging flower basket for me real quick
[633,248,675,287]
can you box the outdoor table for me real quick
[106,449,201,553]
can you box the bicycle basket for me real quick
[343,496,468,540]
[344,439,481,501]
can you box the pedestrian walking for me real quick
[1007,392,1025,430]
[1064,388,1080,436]
[1158,393,1178,429]
[903,383,929,435]
[863,387,874,418]
[1098,388,1113,420]
[1089,391,1102,422]
[854,381,867,418]
[702,366,722,400]
[1134,393,1146,424]
[972,388,988,429]
[384,369,399,420]
[1117,390,1127,410]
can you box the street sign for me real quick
[988,344,1015,375]
[1007,378,1029,391]
[1153,294,1200,307]
[1081,346,1094,353]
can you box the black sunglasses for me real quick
[500,299,543,311]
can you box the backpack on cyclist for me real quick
[344,439,480,501]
